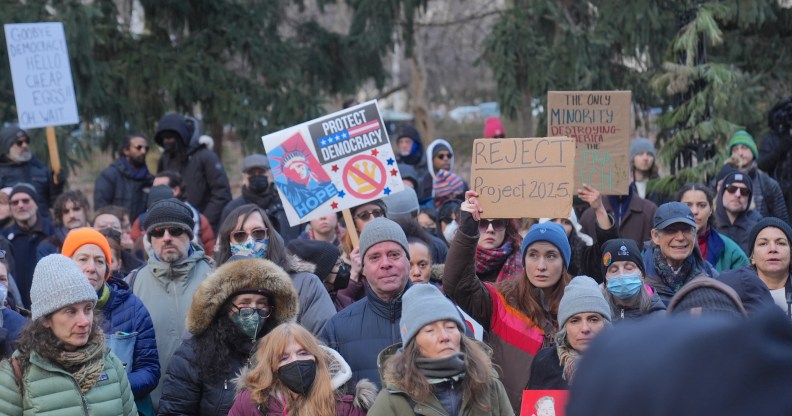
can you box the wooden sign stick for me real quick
[342,209,359,249]
[46,126,61,185]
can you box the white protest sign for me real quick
[4,22,79,129]
[262,100,404,226]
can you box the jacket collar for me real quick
[366,279,412,320]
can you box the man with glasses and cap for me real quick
[715,171,763,254]
[94,133,154,221]
[0,125,65,219]
[125,197,213,408]
[643,202,719,305]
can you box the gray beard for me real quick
[9,149,32,163]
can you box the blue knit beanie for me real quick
[521,222,571,268]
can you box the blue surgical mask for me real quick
[230,237,269,258]
[606,273,643,300]
[0,284,7,306]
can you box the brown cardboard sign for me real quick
[547,91,632,195]
[470,137,575,219]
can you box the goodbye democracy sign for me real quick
[470,137,576,219]
[547,91,632,195]
[4,22,79,129]
[262,100,404,226]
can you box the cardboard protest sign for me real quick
[547,91,632,195]
[521,390,568,416]
[262,100,404,226]
[4,22,79,129]
[470,137,575,219]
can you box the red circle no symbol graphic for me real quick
[343,154,387,199]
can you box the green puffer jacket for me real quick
[368,379,513,416]
[0,349,137,415]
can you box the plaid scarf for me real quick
[652,245,695,293]
[476,241,524,282]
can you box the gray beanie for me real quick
[383,187,419,221]
[630,138,656,160]
[400,283,464,345]
[558,275,612,327]
[0,125,28,153]
[144,198,195,239]
[30,254,98,320]
[359,217,410,261]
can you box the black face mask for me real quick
[248,175,269,193]
[277,359,316,395]
[333,262,351,291]
[423,227,438,237]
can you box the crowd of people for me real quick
[0,99,791,415]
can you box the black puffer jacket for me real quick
[94,157,154,220]
[0,155,62,219]
[155,114,231,231]
[758,131,792,219]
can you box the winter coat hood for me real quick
[187,258,299,336]
[426,138,455,179]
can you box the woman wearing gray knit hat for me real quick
[528,276,611,390]
[369,283,513,415]
[0,254,137,415]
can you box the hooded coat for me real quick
[714,183,763,254]
[157,258,300,416]
[154,114,232,230]
[394,126,433,204]
[229,346,378,416]
[94,157,154,220]
[580,185,657,247]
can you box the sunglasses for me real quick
[149,227,187,238]
[133,144,150,151]
[15,138,30,147]
[0,249,5,259]
[10,198,32,206]
[231,228,268,243]
[479,219,507,232]
[355,209,384,221]
[726,185,751,197]
[232,306,272,319]
[435,153,453,160]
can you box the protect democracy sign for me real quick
[4,22,79,129]
[262,100,404,226]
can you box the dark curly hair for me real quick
[192,306,266,381]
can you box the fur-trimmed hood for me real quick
[285,252,317,275]
[187,258,299,336]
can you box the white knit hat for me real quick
[30,254,98,320]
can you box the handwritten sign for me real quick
[521,390,568,416]
[470,137,575,218]
[262,100,404,226]
[4,22,79,129]
[547,91,631,195]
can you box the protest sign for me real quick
[470,137,575,219]
[262,100,404,226]
[547,91,632,195]
[4,22,79,129]
[521,390,568,416]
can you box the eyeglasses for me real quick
[149,227,187,238]
[10,198,32,206]
[15,138,30,147]
[133,145,150,151]
[726,185,751,197]
[232,305,272,319]
[355,209,384,221]
[478,219,507,232]
[0,249,5,259]
[660,223,695,235]
[435,153,453,160]
[231,228,268,243]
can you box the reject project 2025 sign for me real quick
[262,100,404,226]
[4,22,79,129]
[547,91,632,195]
[470,137,576,219]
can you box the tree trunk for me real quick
[409,46,435,143]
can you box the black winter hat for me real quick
[601,239,646,278]
[0,125,28,153]
[396,125,421,144]
[667,277,747,318]
[147,185,174,210]
[144,198,195,240]
[154,113,191,147]
[748,217,792,257]
[286,239,340,280]
[10,182,38,201]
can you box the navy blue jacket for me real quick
[320,282,413,388]
[2,216,57,307]
[0,155,63,219]
[1,308,26,359]
[94,157,153,220]
[717,266,776,315]
[101,277,160,398]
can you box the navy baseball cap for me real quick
[654,202,697,230]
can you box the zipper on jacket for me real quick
[621,308,625,319]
